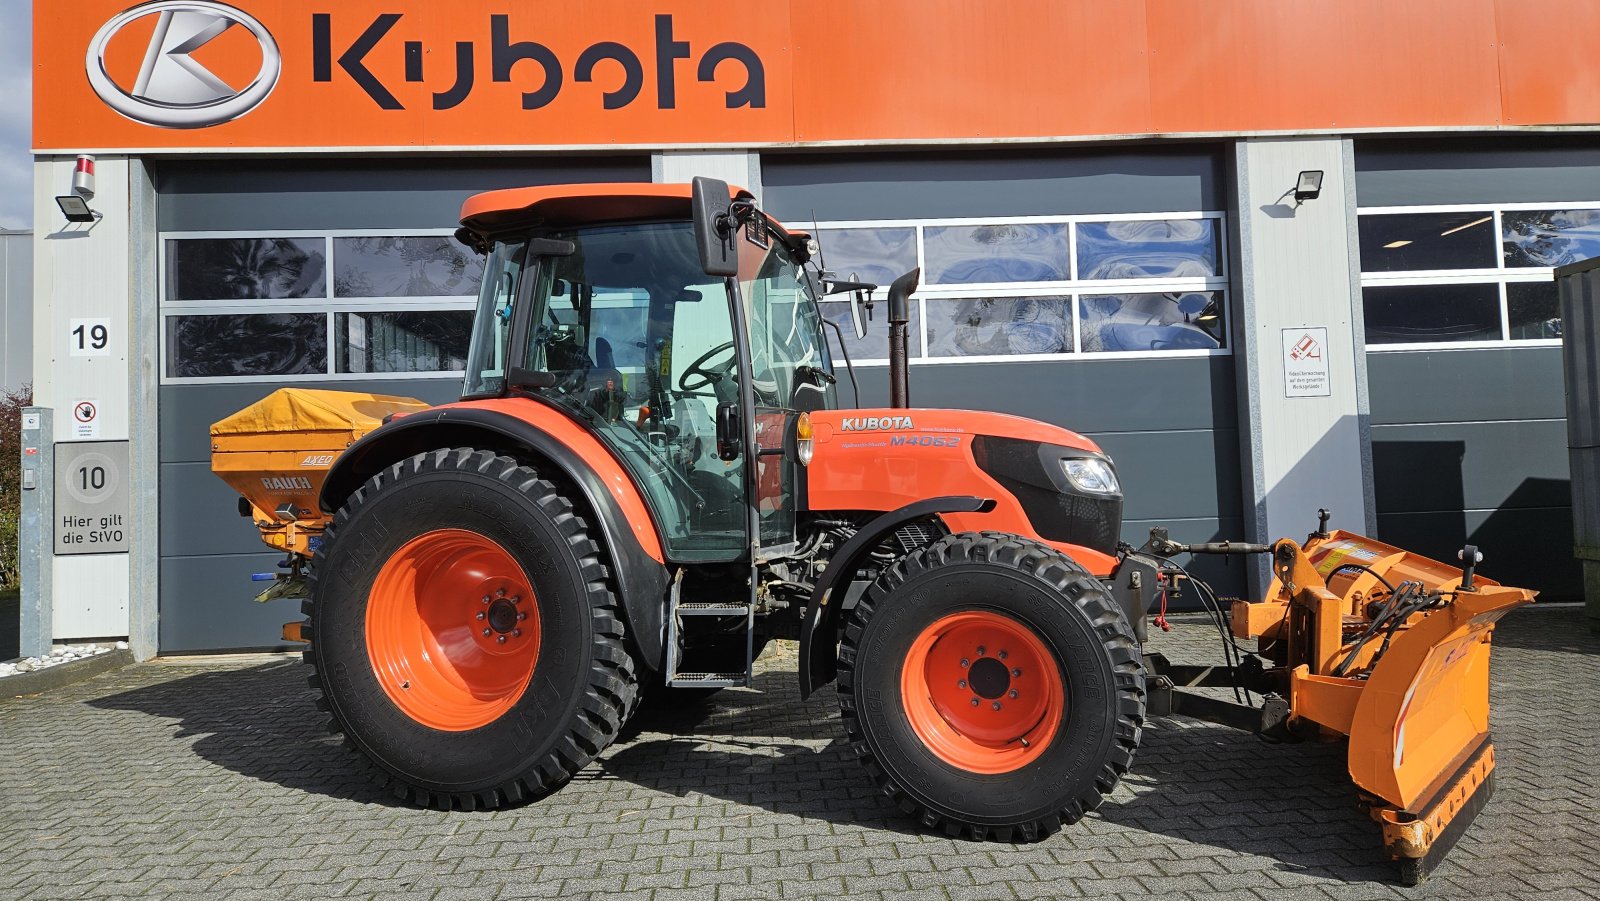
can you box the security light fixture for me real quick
[55,194,101,223]
[1294,170,1324,204]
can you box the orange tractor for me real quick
[212,179,1531,884]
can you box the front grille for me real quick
[971,435,1123,555]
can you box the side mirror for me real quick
[692,176,738,277]
[714,401,742,460]
[848,290,869,340]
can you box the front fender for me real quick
[798,496,995,698]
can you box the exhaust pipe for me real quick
[887,268,920,409]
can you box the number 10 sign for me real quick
[55,441,130,555]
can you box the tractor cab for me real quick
[456,182,834,564]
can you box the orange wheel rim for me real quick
[899,610,1065,774]
[365,529,541,731]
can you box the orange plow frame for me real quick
[1232,531,1534,884]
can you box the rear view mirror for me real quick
[692,176,738,277]
[849,290,869,340]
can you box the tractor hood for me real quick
[805,409,1123,574]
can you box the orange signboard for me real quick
[33,0,1600,153]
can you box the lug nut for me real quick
[998,650,1008,660]
[1012,668,1022,678]
[976,646,986,656]
[510,595,521,605]
[496,588,506,598]
[992,702,1002,711]
[512,629,522,638]
[476,612,486,621]
[482,629,492,637]
[970,698,980,707]
[497,635,507,644]
[1008,689,1019,699]
[482,596,491,605]
[517,612,527,621]
[960,658,970,668]
[957,680,967,689]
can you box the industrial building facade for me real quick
[25,0,1597,653]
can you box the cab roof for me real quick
[458,182,754,235]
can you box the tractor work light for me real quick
[1062,457,1119,495]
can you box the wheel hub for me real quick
[967,656,1011,699]
[487,598,520,634]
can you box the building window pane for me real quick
[1079,291,1224,352]
[1502,209,1600,268]
[1362,283,1501,344]
[166,238,326,300]
[813,228,917,286]
[926,296,1072,357]
[334,236,484,297]
[166,313,327,377]
[819,299,919,361]
[336,311,473,373]
[924,223,1070,285]
[1357,212,1496,272]
[1075,220,1220,280]
[1507,281,1561,340]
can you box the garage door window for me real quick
[160,230,477,383]
[814,212,1228,364]
[1357,203,1591,349]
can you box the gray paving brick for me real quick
[0,609,1591,901]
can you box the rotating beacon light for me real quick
[71,155,96,200]
[56,155,102,223]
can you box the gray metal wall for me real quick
[765,148,1245,597]
[156,157,651,652]
[1358,138,1588,599]
[0,230,31,391]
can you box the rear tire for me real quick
[838,532,1144,841]
[304,447,636,810]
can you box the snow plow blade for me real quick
[1232,531,1534,884]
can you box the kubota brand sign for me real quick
[34,1,1600,152]
[39,0,794,151]
[87,1,282,128]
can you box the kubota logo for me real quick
[840,416,915,432]
[86,0,281,129]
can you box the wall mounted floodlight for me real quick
[55,194,101,223]
[1294,170,1325,204]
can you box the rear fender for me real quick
[798,496,995,698]
[321,402,672,672]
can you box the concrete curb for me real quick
[1,649,135,698]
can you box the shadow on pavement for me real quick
[86,657,411,808]
[85,649,1501,884]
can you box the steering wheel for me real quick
[678,340,738,392]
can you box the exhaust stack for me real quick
[886,268,919,408]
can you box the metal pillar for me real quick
[19,407,53,657]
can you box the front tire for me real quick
[304,448,636,810]
[838,532,1144,841]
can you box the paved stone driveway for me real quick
[1,607,1596,901]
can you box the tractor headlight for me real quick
[1061,457,1119,495]
[796,412,814,466]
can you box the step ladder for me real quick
[664,570,756,688]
